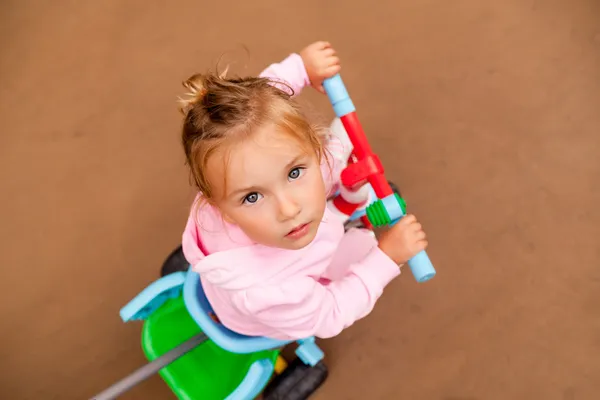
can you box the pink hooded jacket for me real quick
[181,53,400,340]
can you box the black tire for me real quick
[160,245,190,277]
[263,358,328,400]
[388,180,402,198]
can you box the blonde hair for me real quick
[179,69,327,201]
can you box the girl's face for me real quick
[205,125,327,250]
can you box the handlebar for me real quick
[322,74,436,283]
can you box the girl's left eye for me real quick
[288,167,305,181]
[242,192,263,205]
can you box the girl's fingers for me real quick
[415,240,428,252]
[324,64,341,77]
[315,41,331,49]
[414,230,427,241]
[400,214,417,225]
[328,56,340,66]
[411,222,423,232]
[321,48,336,57]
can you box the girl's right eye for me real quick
[243,192,263,205]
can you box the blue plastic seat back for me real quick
[182,270,293,354]
[120,272,187,322]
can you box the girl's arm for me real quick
[236,246,400,339]
[259,41,341,98]
[259,53,311,97]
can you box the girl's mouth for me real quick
[286,222,310,239]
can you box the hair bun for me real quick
[178,73,208,115]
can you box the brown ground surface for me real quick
[1,1,599,399]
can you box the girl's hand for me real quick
[300,41,341,94]
[377,214,428,266]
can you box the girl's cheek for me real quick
[243,202,270,221]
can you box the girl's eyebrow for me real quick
[227,154,306,197]
[229,185,259,198]
[284,154,305,170]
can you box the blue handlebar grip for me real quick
[322,74,356,117]
[380,195,436,283]
[407,250,436,283]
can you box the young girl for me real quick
[180,41,428,340]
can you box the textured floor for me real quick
[1,1,599,399]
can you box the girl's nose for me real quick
[277,194,301,221]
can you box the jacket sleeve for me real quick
[235,247,400,339]
[259,53,311,97]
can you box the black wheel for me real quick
[160,245,190,277]
[388,180,402,198]
[263,358,328,400]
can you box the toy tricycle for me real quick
[90,74,435,400]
